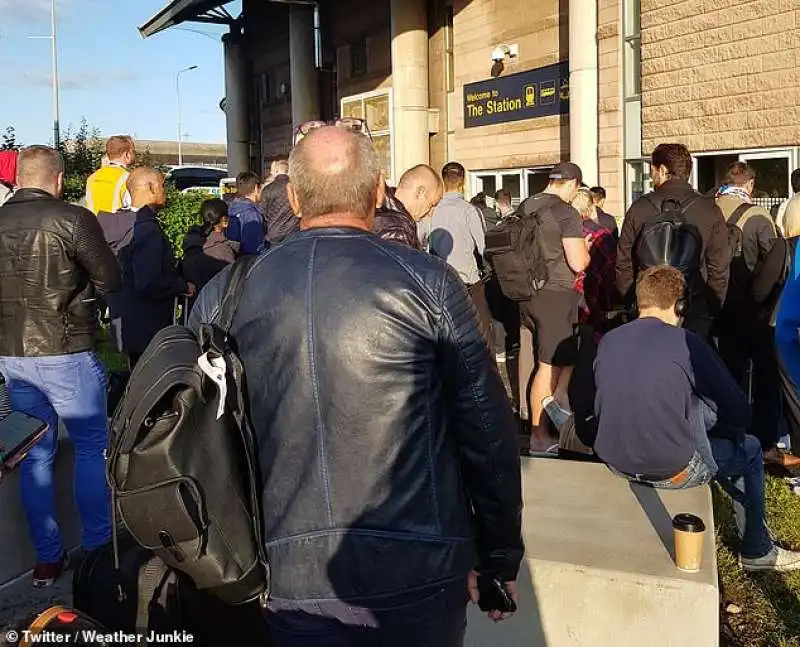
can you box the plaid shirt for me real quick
[575,219,618,334]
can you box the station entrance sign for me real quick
[463,61,569,128]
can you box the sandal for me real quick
[527,443,559,458]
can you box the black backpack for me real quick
[634,196,702,285]
[723,203,759,312]
[106,257,269,607]
[485,197,550,301]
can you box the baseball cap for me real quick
[549,162,583,184]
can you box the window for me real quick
[625,160,651,208]
[623,0,644,176]
[444,6,455,93]
[623,0,641,100]
[341,90,394,182]
[350,37,367,77]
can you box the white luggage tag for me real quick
[197,352,228,420]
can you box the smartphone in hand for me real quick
[0,411,49,475]
[477,574,517,613]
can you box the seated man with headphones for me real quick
[592,265,800,571]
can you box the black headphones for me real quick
[674,296,688,319]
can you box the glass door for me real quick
[472,173,497,199]
[499,172,522,208]
[739,150,791,213]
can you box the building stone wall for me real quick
[641,0,800,155]
[598,0,624,218]
[332,0,393,100]
[451,0,569,171]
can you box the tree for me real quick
[58,118,105,203]
[1,126,20,151]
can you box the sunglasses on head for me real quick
[293,118,372,145]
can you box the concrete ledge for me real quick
[466,458,718,647]
[0,426,81,586]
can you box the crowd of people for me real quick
[2,119,800,644]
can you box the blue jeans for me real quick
[616,397,719,490]
[267,581,468,647]
[0,352,111,563]
[711,434,773,559]
[619,397,772,559]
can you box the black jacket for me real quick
[0,188,120,357]
[373,189,421,250]
[617,179,730,323]
[189,227,523,602]
[116,206,187,355]
[260,175,299,244]
[181,226,235,295]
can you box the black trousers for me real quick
[717,320,782,449]
[467,280,493,349]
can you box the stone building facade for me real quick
[141,0,800,216]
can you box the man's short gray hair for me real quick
[17,146,64,187]
[288,129,381,220]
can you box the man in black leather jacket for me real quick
[190,127,523,646]
[260,159,298,245]
[0,146,120,587]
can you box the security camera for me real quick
[490,44,519,63]
[491,46,508,63]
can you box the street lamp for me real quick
[176,65,198,166]
[28,0,61,148]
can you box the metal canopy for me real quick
[139,0,237,38]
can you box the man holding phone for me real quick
[0,146,120,587]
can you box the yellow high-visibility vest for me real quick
[85,164,130,215]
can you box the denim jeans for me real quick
[616,397,719,490]
[0,352,111,563]
[710,434,773,559]
[267,581,468,647]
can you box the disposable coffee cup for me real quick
[672,513,706,573]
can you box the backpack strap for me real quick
[135,558,171,644]
[216,255,258,334]
[729,203,755,227]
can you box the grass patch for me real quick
[96,331,127,373]
[716,476,800,646]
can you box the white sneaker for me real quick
[741,546,800,572]
[495,352,507,363]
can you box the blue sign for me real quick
[463,61,569,128]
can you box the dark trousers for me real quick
[777,351,800,452]
[485,276,521,409]
[267,582,467,647]
[717,321,782,449]
[468,280,493,347]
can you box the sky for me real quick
[0,0,242,146]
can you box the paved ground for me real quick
[0,571,73,641]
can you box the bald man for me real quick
[111,168,194,367]
[189,127,522,646]
[0,145,119,587]
[373,164,443,250]
[261,158,297,245]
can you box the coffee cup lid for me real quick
[672,513,705,533]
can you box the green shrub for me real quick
[159,185,212,258]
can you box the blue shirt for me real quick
[777,241,800,388]
[593,317,750,478]
[228,197,267,256]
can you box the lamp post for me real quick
[176,65,198,166]
[29,0,61,148]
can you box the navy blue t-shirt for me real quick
[593,317,750,478]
